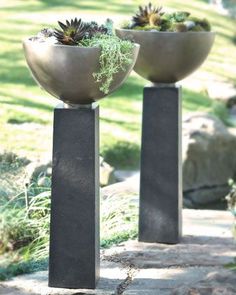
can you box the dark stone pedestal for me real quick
[139,84,182,244]
[49,105,100,289]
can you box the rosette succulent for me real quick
[131,3,164,29]
[53,18,111,45]
[54,18,87,45]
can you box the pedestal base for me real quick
[139,84,182,244]
[49,106,100,289]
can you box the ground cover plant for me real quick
[0,176,138,280]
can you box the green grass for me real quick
[0,0,236,163]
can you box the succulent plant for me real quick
[54,18,87,45]
[54,18,112,45]
[132,2,164,28]
[188,17,211,31]
[170,23,188,32]
[170,11,191,23]
[122,2,212,32]
[83,21,108,39]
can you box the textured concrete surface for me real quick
[1,209,235,295]
[139,85,182,244]
[49,107,100,288]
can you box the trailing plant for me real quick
[121,2,211,32]
[81,35,134,94]
[32,18,134,95]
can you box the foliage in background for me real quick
[233,32,236,45]
[101,141,140,169]
[0,178,50,280]
[211,101,234,127]
[222,0,236,18]
[226,179,236,236]
[101,192,138,248]
[225,179,236,271]
[0,175,139,280]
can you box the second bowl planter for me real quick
[116,3,215,83]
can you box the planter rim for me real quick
[115,28,216,35]
[23,37,140,50]
[23,38,101,50]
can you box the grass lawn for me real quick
[0,0,236,166]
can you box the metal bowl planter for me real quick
[115,29,215,83]
[23,38,140,105]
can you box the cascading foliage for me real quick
[32,18,134,94]
[121,2,211,32]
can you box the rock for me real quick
[207,80,236,105]
[100,157,115,186]
[183,113,236,208]
[25,157,115,187]
[25,161,52,184]
[172,270,236,295]
[113,170,139,183]
[1,209,235,295]
[101,179,139,200]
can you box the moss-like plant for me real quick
[121,2,211,32]
[81,34,134,94]
[35,18,134,94]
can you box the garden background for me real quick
[0,0,236,281]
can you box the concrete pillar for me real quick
[139,84,182,244]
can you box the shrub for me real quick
[232,32,236,45]
[101,141,140,169]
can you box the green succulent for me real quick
[83,21,109,39]
[171,11,191,22]
[159,18,172,31]
[169,23,188,32]
[188,17,211,31]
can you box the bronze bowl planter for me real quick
[115,29,215,83]
[23,38,140,105]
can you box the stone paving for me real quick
[0,209,235,295]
